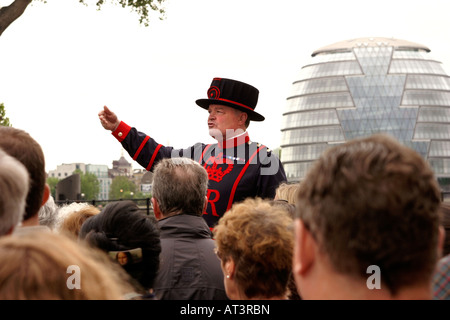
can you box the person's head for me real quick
[57,203,100,239]
[213,197,294,300]
[151,157,208,218]
[0,148,29,236]
[274,182,299,205]
[269,199,297,220]
[439,202,450,257]
[207,104,249,140]
[79,200,161,292]
[38,195,59,230]
[116,251,130,266]
[293,133,443,300]
[0,231,135,299]
[0,127,49,223]
[269,199,301,300]
[195,78,264,141]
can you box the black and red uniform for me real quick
[112,121,287,228]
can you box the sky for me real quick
[1,0,450,173]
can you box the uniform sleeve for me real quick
[112,121,205,171]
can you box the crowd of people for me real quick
[0,77,449,301]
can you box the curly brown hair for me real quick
[214,197,294,299]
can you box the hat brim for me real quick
[195,99,265,122]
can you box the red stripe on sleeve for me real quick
[226,145,265,211]
[133,136,150,160]
[146,144,163,171]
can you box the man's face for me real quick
[207,104,246,141]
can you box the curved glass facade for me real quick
[281,37,450,191]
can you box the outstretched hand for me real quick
[98,106,120,131]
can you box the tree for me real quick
[0,0,166,37]
[74,169,100,201]
[0,103,11,126]
[46,176,59,199]
[109,175,136,200]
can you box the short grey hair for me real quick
[152,158,209,216]
[38,195,60,230]
[0,148,29,235]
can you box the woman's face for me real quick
[117,252,128,266]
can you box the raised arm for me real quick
[98,106,120,132]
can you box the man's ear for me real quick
[293,219,316,277]
[41,183,50,207]
[239,112,248,125]
[203,196,208,214]
[438,225,446,257]
[152,197,163,220]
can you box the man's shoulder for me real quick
[248,141,277,156]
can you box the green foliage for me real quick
[78,0,167,26]
[0,103,12,127]
[273,147,281,158]
[109,175,137,199]
[74,169,100,200]
[46,177,59,199]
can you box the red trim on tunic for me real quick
[226,145,265,211]
[133,136,150,160]
[112,121,131,142]
[146,144,162,171]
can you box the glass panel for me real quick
[406,75,450,90]
[417,107,450,122]
[402,90,450,106]
[284,92,354,113]
[289,77,348,96]
[297,61,363,81]
[280,144,330,162]
[393,50,437,60]
[429,141,450,157]
[414,123,450,140]
[354,46,392,75]
[304,51,356,65]
[281,110,340,129]
[282,162,316,182]
[280,126,345,145]
[389,60,447,75]
[428,158,450,175]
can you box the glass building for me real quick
[280,37,450,191]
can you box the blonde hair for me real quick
[58,205,100,239]
[274,183,299,205]
[0,231,135,300]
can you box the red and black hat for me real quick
[195,77,265,121]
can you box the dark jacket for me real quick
[112,122,287,228]
[153,214,228,300]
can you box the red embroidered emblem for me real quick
[204,153,233,182]
[208,86,220,99]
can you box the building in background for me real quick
[110,154,133,177]
[48,163,86,180]
[280,37,450,192]
[86,164,111,200]
[131,169,154,196]
[48,154,152,200]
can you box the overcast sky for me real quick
[1,0,450,172]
